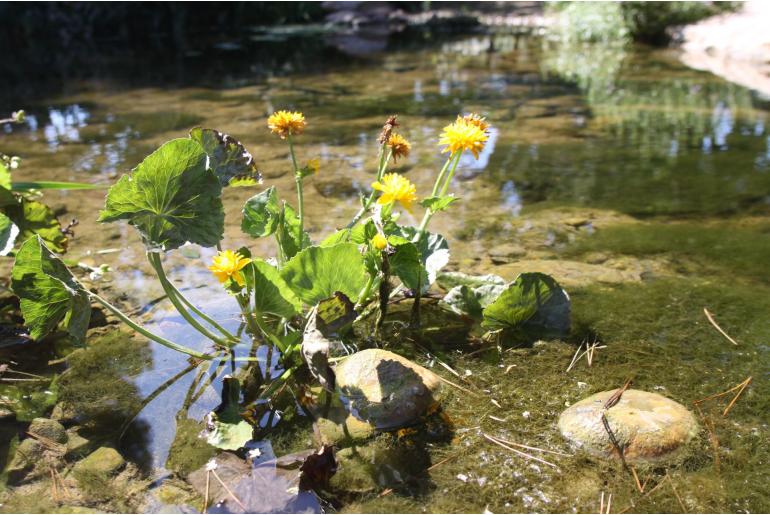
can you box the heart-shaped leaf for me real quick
[5,198,67,253]
[389,242,428,292]
[280,244,367,306]
[189,127,262,187]
[481,272,570,337]
[98,138,224,251]
[242,186,280,238]
[11,236,91,342]
[247,258,303,318]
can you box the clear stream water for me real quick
[1,29,769,513]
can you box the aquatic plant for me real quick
[9,113,569,406]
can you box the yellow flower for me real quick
[307,157,320,175]
[439,119,488,159]
[267,110,306,139]
[208,250,252,287]
[372,233,388,250]
[458,113,490,134]
[387,133,411,163]
[371,173,418,213]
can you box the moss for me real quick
[164,416,217,478]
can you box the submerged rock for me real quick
[28,417,67,444]
[558,389,699,463]
[5,438,45,484]
[73,447,126,476]
[334,349,442,430]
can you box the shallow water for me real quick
[1,30,769,513]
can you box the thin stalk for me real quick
[287,134,304,249]
[89,293,211,359]
[149,254,237,341]
[415,152,460,240]
[355,273,377,310]
[347,144,391,229]
[438,150,463,197]
[148,253,232,347]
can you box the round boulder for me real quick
[558,389,699,463]
[334,349,442,430]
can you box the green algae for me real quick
[165,416,217,478]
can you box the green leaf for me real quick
[5,198,67,253]
[11,181,103,191]
[0,212,19,256]
[280,243,367,306]
[389,242,428,292]
[316,292,356,336]
[248,258,303,318]
[438,273,507,319]
[189,127,262,187]
[481,272,571,337]
[242,187,280,238]
[280,203,310,260]
[321,220,377,247]
[420,195,459,213]
[203,376,253,450]
[0,161,11,190]
[10,236,91,342]
[390,227,450,289]
[98,138,224,252]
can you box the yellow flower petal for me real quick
[267,110,306,139]
[209,250,252,286]
[439,116,489,159]
[370,173,418,213]
[372,234,388,250]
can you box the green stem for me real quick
[150,254,238,341]
[148,253,232,347]
[346,144,391,229]
[414,151,463,243]
[355,273,377,310]
[287,134,304,250]
[89,293,212,359]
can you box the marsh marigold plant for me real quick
[209,250,252,287]
[267,110,306,139]
[387,133,411,163]
[439,116,488,159]
[371,173,418,213]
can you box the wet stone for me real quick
[73,447,126,476]
[5,438,45,484]
[488,243,527,264]
[334,349,442,430]
[66,428,94,458]
[28,417,67,444]
[558,389,699,464]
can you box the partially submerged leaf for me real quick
[10,236,90,342]
[203,376,254,451]
[438,272,508,319]
[98,138,224,251]
[5,198,67,254]
[280,244,367,306]
[242,186,280,238]
[189,127,262,187]
[437,271,507,290]
[481,272,571,338]
[0,212,19,256]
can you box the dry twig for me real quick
[703,308,739,345]
[482,433,558,468]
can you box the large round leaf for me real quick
[11,236,90,342]
[98,138,224,251]
[280,244,368,306]
[0,212,19,256]
[189,127,261,187]
[5,198,67,253]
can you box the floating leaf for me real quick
[98,138,224,251]
[5,198,67,253]
[0,213,19,256]
[247,258,303,318]
[11,236,90,342]
[189,127,262,187]
[280,244,367,306]
[203,376,254,451]
[420,195,459,213]
[242,186,280,238]
[481,272,571,338]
